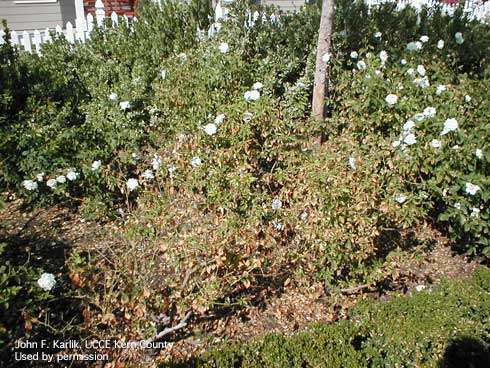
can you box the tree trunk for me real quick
[312,0,335,127]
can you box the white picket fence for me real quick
[366,0,490,21]
[0,0,232,54]
[1,0,489,54]
[0,0,138,54]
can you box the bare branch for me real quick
[143,311,192,345]
[339,284,370,294]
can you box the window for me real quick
[14,0,58,3]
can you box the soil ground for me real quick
[0,199,481,367]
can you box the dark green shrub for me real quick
[167,268,490,368]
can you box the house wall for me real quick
[0,0,76,32]
[262,0,305,12]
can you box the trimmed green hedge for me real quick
[165,267,490,368]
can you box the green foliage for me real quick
[166,267,490,368]
[334,0,490,75]
[324,14,490,254]
[0,240,54,356]
[0,0,213,210]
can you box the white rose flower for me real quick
[348,156,357,170]
[464,182,481,196]
[167,166,177,177]
[271,198,282,210]
[37,273,56,291]
[400,59,407,65]
[272,219,285,231]
[406,68,415,76]
[375,70,382,77]
[465,95,472,103]
[218,42,229,53]
[66,170,79,181]
[109,92,118,100]
[407,41,422,51]
[365,74,372,80]
[322,52,331,63]
[91,160,102,171]
[214,113,226,126]
[436,85,446,96]
[394,194,407,204]
[470,207,480,217]
[22,180,38,191]
[356,60,367,70]
[204,123,217,136]
[36,172,44,182]
[403,133,417,145]
[379,50,388,63]
[455,32,464,44]
[420,35,429,43]
[431,139,442,148]
[441,118,458,135]
[244,90,260,101]
[178,133,187,143]
[374,31,382,39]
[126,178,139,192]
[191,156,202,167]
[403,120,415,132]
[423,107,436,118]
[407,42,417,52]
[475,149,483,159]
[119,101,131,111]
[152,154,162,171]
[252,82,263,90]
[46,179,57,189]
[350,51,358,59]
[416,65,426,76]
[385,94,398,106]
[243,112,253,123]
[413,113,425,122]
[454,202,461,209]
[413,76,430,89]
[392,140,401,148]
[56,175,66,184]
[437,40,444,49]
[142,169,154,180]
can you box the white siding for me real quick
[0,0,76,32]
[263,0,305,12]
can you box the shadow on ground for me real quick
[438,337,490,368]
[0,210,85,367]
